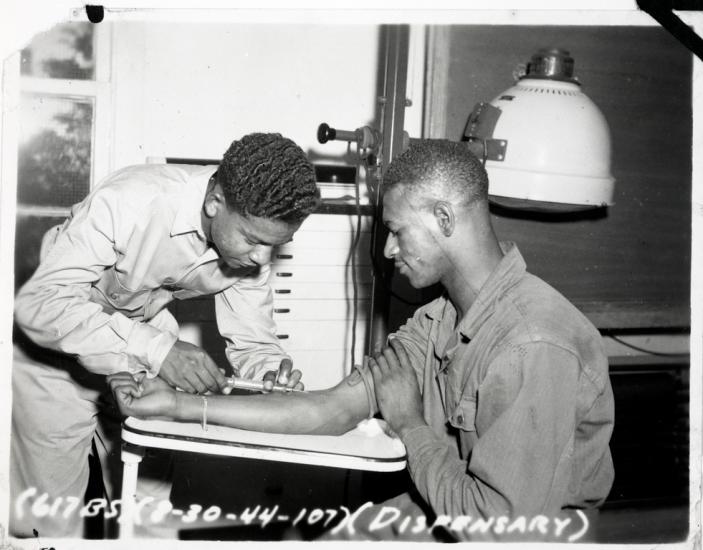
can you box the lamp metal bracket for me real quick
[463,102,507,162]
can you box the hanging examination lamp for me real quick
[464,48,615,212]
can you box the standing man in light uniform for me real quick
[11,132,320,537]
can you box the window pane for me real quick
[14,214,68,291]
[21,22,95,80]
[18,94,93,207]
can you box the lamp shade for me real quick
[464,48,615,212]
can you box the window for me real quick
[18,94,93,207]
[20,22,96,80]
[15,21,111,288]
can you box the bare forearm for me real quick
[175,382,369,436]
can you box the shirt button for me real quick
[110,292,119,299]
[457,414,464,425]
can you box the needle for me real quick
[223,376,303,394]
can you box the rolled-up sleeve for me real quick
[402,342,582,523]
[352,357,379,419]
[352,304,434,417]
[14,188,178,376]
[215,263,290,380]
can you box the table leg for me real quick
[119,442,144,539]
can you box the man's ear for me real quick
[203,183,225,219]
[433,201,455,237]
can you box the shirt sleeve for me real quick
[400,342,582,525]
[388,305,433,386]
[13,186,178,377]
[215,263,291,380]
[352,303,434,417]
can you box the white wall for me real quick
[109,22,421,169]
[105,21,428,378]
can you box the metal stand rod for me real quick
[367,25,410,354]
[119,442,144,539]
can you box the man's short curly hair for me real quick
[217,133,320,223]
[383,139,489,207]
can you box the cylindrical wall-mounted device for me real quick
[465,48,615,212]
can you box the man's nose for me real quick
[383,233,398,259]
[250,244,273,265]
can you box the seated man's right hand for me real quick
[107,372,177,420]
[159,340,227,394]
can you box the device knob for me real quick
[317,123,337,144]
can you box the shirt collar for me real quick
[424,242,526,339]
[457,241,526,340]
[423,294,449,321]
[171,165,218,238]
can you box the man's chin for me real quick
[404,275,428,289]
[403,272,439,290]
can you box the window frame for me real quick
[16,21,112,218]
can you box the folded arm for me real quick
[404,343,582,520]
[360,335,585,521]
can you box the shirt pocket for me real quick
[448,395,478,433]
[95,268,151,316]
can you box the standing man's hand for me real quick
[368,338,426,437]
[261,358,304,392]
[159,340,227,394]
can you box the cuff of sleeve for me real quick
[235,355,291,380]
[125,323,178,378]
[145,330,179,378]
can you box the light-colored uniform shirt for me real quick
[14,163,289,379]
[357,243,614,522]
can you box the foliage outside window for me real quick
[16,21,101,289]
[21,23,95,80]
[18,95,93,207]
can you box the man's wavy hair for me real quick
[382,139,489,208]
[217,133,320,223]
